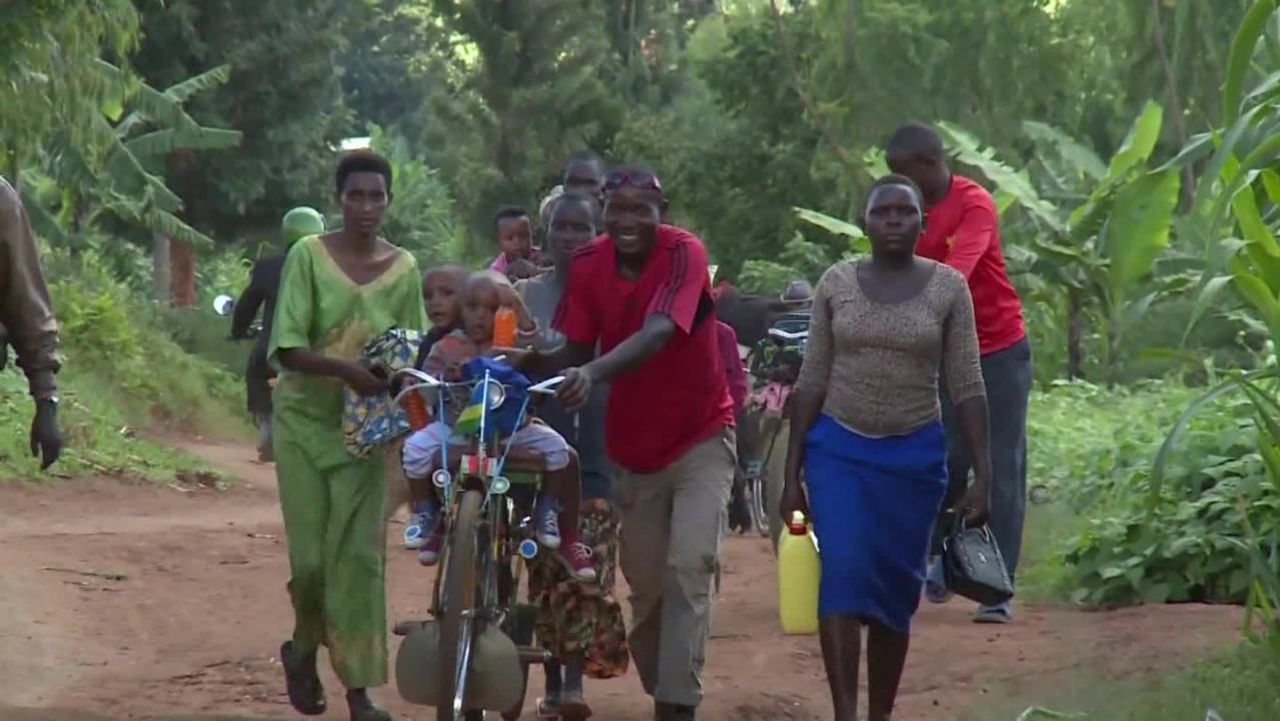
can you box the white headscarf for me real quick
[538,184,565,230]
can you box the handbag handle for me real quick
[949,515,994,545]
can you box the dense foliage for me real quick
[9,0,1280,642]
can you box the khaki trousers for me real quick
[615,427,736,707]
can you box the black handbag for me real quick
[941,518,1014,606]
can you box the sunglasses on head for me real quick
[604,169,663,193]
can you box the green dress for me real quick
[268,235,426,689]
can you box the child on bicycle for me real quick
[401,270,595,581]
[400,263,469,549]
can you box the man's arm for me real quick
[522,339,596,377]
[0,179,59,400]
[584,314,677,383]
[941,194,998,279]
[230,264,266,339]
[583,236,706,384]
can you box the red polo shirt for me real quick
[917,175,1026,356]
[554,225,735,473]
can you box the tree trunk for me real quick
[1067,290,1085,380]
[152,234,172,304]
[169,238,196,307]
[1150,0,1195,206]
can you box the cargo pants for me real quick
[614,427,736,707]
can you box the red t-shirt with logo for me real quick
[554,225,735,473]
[916,175,1026,356]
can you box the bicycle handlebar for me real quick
[389,367,565,407]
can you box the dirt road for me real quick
[0,438,1245,721]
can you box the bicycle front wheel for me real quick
[437,488,484,721]
[748,474,771,538]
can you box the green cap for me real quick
[282,206,325,245]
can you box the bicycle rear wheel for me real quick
[437,488,484,721]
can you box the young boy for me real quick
[401,264,469,549]
[401,271,595,581]
[489,206,543,280]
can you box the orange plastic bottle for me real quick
[399,390,430,430]
[493,306,518,348]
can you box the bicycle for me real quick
[389,361,566,721]
[742,324,808,541]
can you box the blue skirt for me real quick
[804,414,948,633]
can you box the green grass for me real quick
[0,248,252,482]
[965,641,1280,720]
[0,366,213,481]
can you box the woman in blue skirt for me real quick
[780,174,992,721]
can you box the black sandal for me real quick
[280,640,326,716]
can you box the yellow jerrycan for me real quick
[777,511,820,635]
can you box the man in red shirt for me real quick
[520,167,736,721]
[887,123,1033,625]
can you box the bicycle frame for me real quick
[392,365,561,720]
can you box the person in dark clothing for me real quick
[232,206,326,462]
[1,176,63,470]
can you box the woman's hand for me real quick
[779,476,809,525]
[343,362,387,396]
[956,473,991,525]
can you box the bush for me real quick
[0,247,250,481]
[46,249,245,432]
[1025,379,1271,607]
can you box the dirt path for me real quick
[0,438,1246,721]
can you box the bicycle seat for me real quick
[768,327,808,342]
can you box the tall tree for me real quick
[337,0,444,142]
[128,0,351,241]
[424,0,619,246]
[616,6,838,277]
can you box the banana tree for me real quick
[39,61,242,248]
[1153,0,1280,639]
[943,107,1184,382]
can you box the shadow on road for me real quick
[4,709,280,721]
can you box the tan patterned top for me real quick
[795,259,985,437]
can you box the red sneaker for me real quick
[559,541,596,582]
[417,516,446,566]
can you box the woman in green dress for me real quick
[268,150,427,721]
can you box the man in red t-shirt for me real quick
[887,123,1033,625]
[520,167,736,721]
